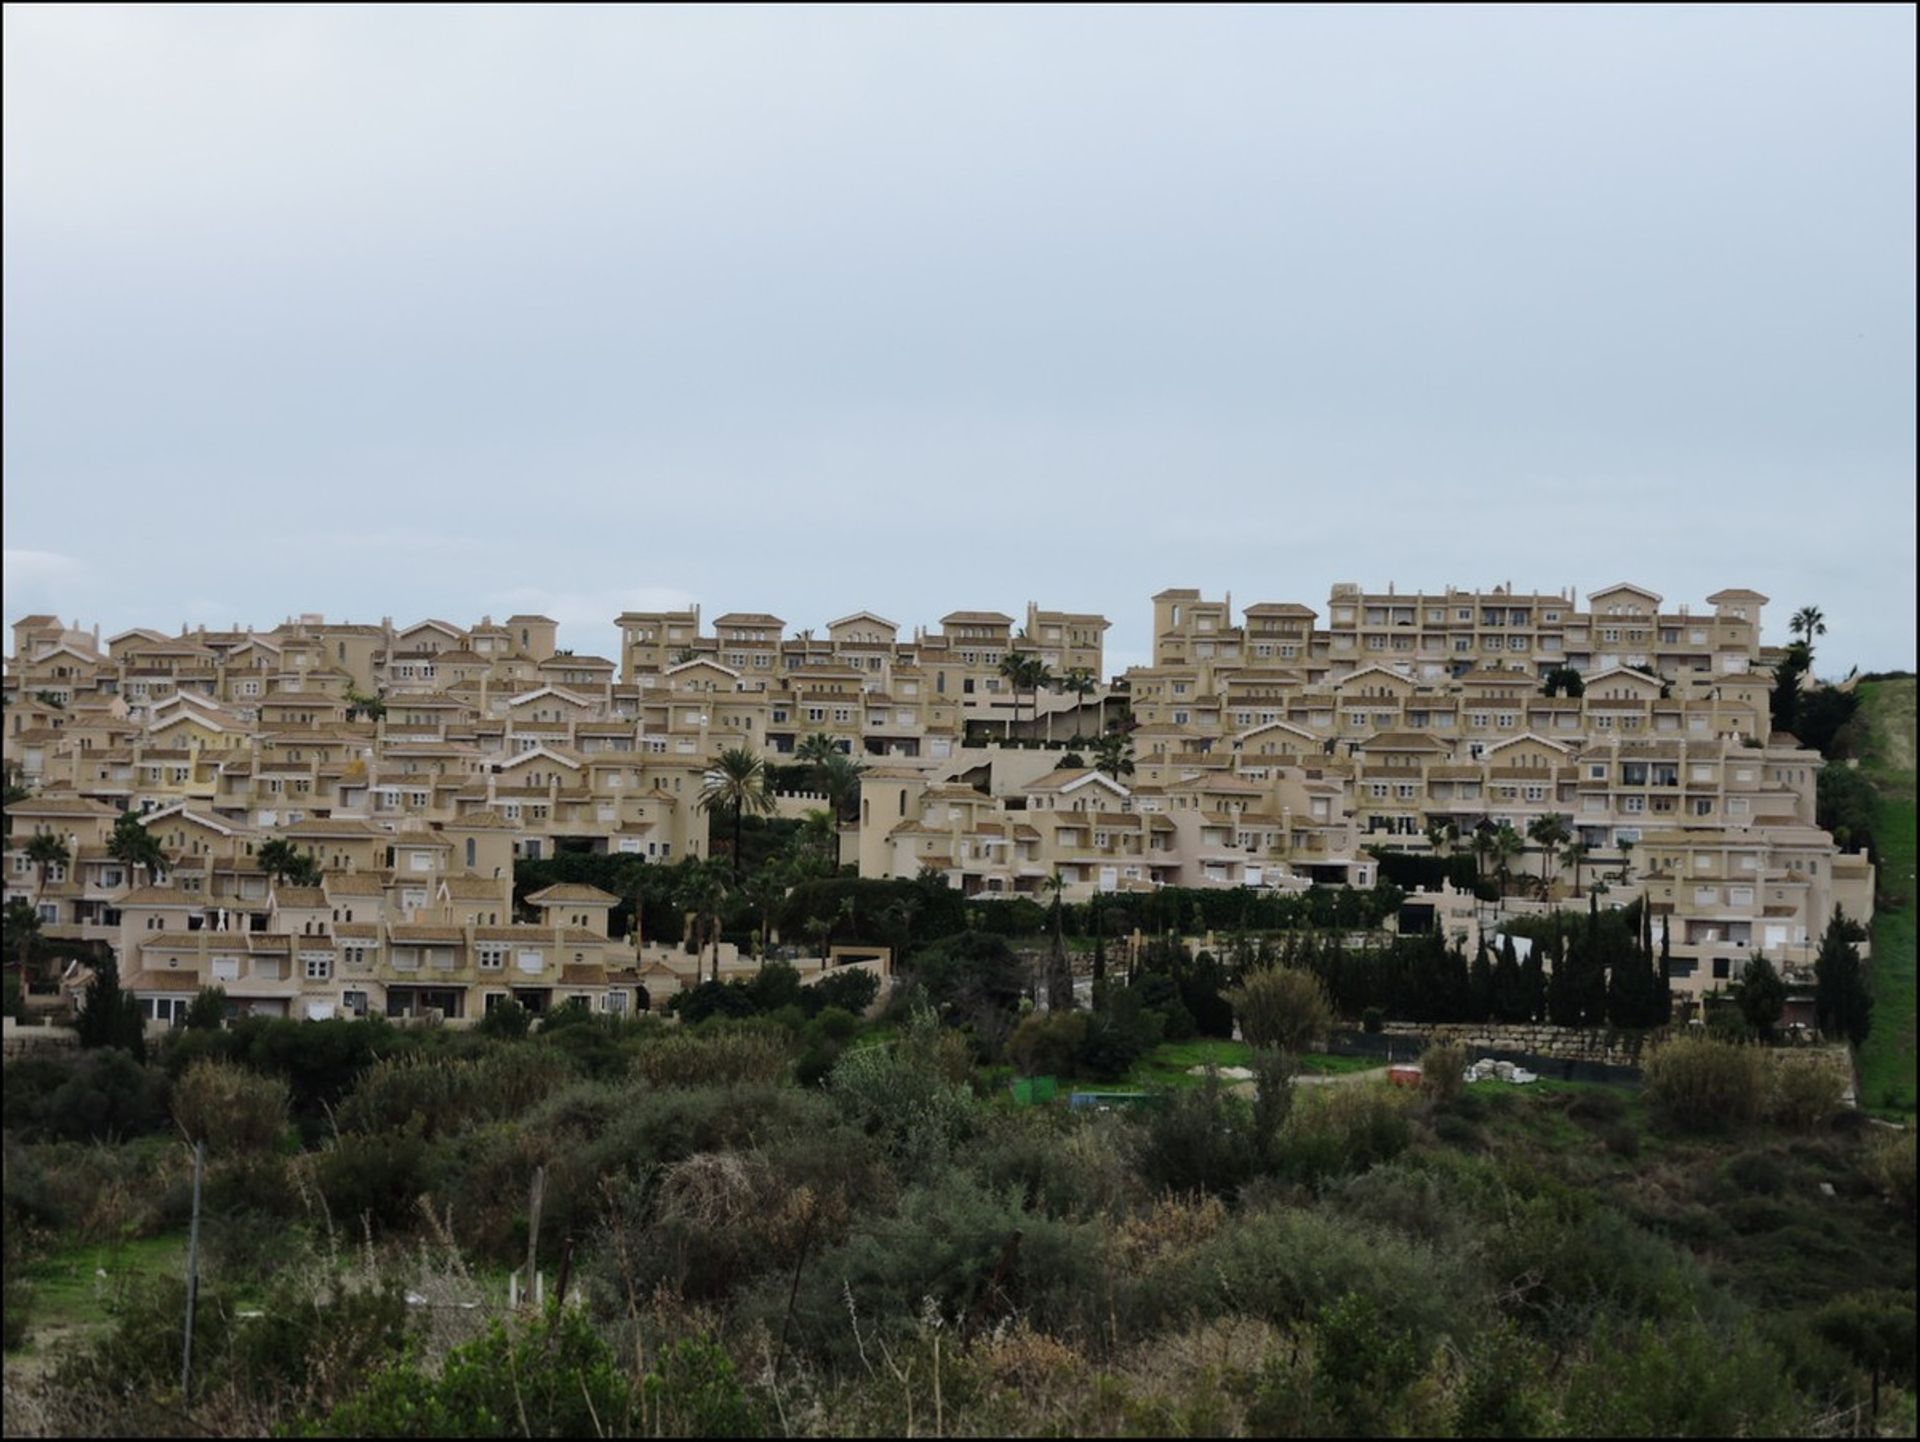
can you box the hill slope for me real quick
[1856,678,1915,1117]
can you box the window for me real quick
[479,945,506,970]
[305,955,333,980]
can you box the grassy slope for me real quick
[1855,679,1916,1117]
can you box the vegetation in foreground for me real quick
[1853,679,1916,1118]
[3,981,1912,1438]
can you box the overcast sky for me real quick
[5,4,1914,678]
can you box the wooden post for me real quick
[524,1165,546,1310]
[180,1140,205,1395]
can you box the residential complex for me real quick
[3,582,1871,1025]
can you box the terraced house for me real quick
[2,582,1870,1019]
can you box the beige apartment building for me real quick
[4,581,1870,1018]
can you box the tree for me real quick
[1540,666,1585,698]
[1769,641,1813,739]
[257,837,311,886]
[1469,820,1496,884]
[1055,752,1087,770]
[819,751,865,834]
[1813,907,1872,1047]
[1091,731,1134,781]
[184,985,229,1031]
[1735,953,1786,1042]
[1561,840,1591,899]
[24,832,69,915]
[998,651,1033,734]
[1490,823,1525,898]
[698,745,777,881]
[1468,939,1494,1023]
[108,811,168,885]
[1044,872,1074,1012]
[1228,966,1333,1053]
[1788,605,1827,659]
[5,900,43,985]
[674,858,732,984]
[1058,666,1098,742]
[74,954,147,1060]
[1527,815,1571,897]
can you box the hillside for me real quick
[1856,678,1916,1117]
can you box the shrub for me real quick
[2,1048,171,1144]
[1362,1006,1385,1034]
[1006,1011,1087,1078]
[170,1059,290,1154]
[1135,1077,1261,1200]
[809,966,880,1017]
[1417,1041,1466,1102]
[1278,1084,1413,1184]
[1562,1317,1806,1437]
[632,1028,793,1088]
[305,1116,431,1234]
[1642,1036,1769,1130]
[828,1025,975,1169]
[336,1048,574,1139]
[311,1303,635,1437]
[1765,1053,1846,1131]
[1860,1130,1916,1222]
[473,997,531,1039]
[1230,967,1333,1054]
[183,986,228,1031]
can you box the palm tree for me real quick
[1490,823,1525,899]
[25,833,70,915]
[796,731,844,802]
[742,861,790,958]
[820,751,865,839]
[257,837,307,886]
[1057,667,1097,744]
[108,812,168,887]
[674,858,732,983]
[698,745,777,881]
[1561,840,1591,899]
[1789,606,1826,657]
[1091,731,1134,781]
[1527,814,1571,897]
[1468,821,1496,884]
[792,809,839,877]
[1424,820,1455,858]
[6,900,44,986]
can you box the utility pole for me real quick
[523,1165,546,1311]
[181,1140,206,1395]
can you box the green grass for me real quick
[1125,1038,1253,1088]
[15,1233,188,1341]
[1296,1053,1386,1075]
[1855,680,1916,1119]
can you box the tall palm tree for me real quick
[1527,814,1571,897]
[698,745,777,881]
[1468,821,1496,883]
[674,858,731,983]
[1561,840,1591,899]
[257,837,306,886]
[25,833,70,916]
[820,751,865,838]
[1091,731,1134,781]
[1490,823,1525,899]
[1056,667,1097,744]
[108,812,167,887]
[1789,605,1826,656]
[1044,871,1074,1012]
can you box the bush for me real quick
[1765,1053,1847,1131]
[184,986,228,1031]
[828,1016,975,1169]
[632,1029,793,1088]
[1860,1130,1916,1222]
[1230,967,1333,1054]
[1562,1318,1807,1437]
[1135,1078,1262,1200]
[1278,1085,1413,1184]
[1417,1041,1466,1103]
[1362,1006,1385,1034]
[1006,1011,1087,1078]
[473,997,531,1039]
[337,1048,575,1140]
[1643,1036,1769,1130]
[2,1048,171,1144]
[170,1059,290,1154]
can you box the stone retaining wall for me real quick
[1377,1020,1667,1067]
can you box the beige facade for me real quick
[7,582,1869,1017]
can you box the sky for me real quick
[4,4,1915,679]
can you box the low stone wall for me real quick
[1376,1020,1667,1068]
[1,1017,79,1057]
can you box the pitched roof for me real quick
[526,883,620,905]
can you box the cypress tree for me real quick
[1469,938,1495,1023]
[1814,907,1872,1047]
[1492,933,1524,1022]
[74,954,147,1061]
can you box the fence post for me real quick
[523,1165,546,1310]
[181,1139,206,1395]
